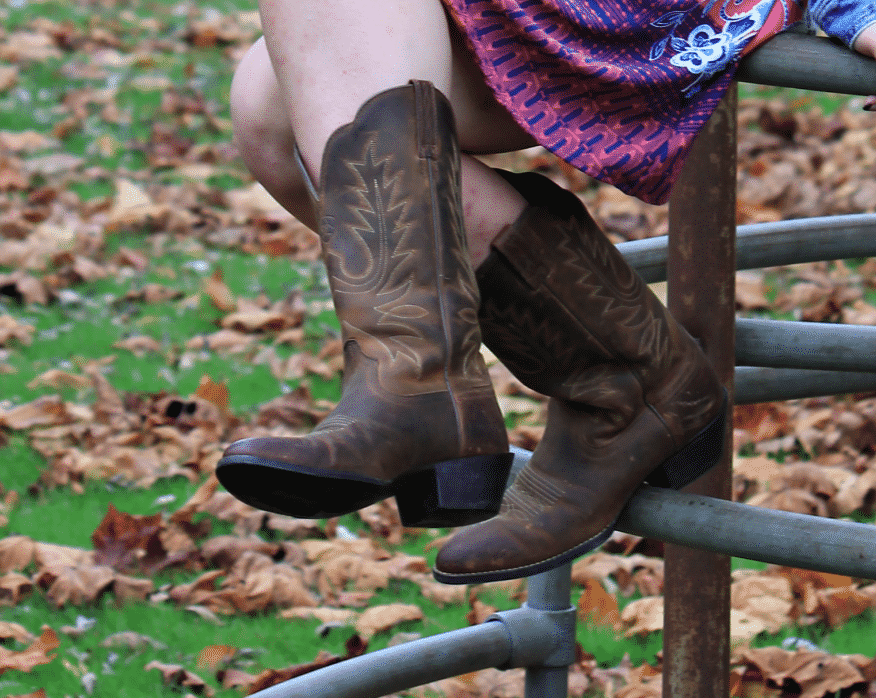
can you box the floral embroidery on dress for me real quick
[651,0,790,95]
[441,0,803,204]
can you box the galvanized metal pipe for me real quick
[522,564,576,698]
[737,32,876,94]
[619,214,876,284]
[510,449,876,579]
[735,366,876,403]
[617,485,876,580]
[733,215,876,272]
[249,623,514,698]
[736,318,876,372]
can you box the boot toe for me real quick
[220,436,307,467]
[433,521,514,583]
[216,436,390,518]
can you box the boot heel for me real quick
[646,390,728,490]
[394,453,514,527]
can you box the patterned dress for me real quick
[442,0,804,204]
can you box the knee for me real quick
[230,38,294,168]
[229,39,316,226]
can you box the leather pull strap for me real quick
[293,143,320,206]
[411,79,439,160]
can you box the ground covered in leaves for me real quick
[3,1,876,697]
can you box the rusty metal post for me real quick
[664,85,737,698]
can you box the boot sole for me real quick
[432,390,728,584]
[215,452,514,528]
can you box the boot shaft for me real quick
[478,170,723,440]
[317,81,485,396]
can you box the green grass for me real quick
[1,435,47,493]
[0,234,338,413]
[1,461,872,694]
[4,478,203,547]
[0,592,344,698]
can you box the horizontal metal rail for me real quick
[736,32,876,94]
[505,447,876,577]
[619,216,876,399]
[617,484,876,580]
[735,366,876,403]
[250,529,578,698]
[251,622,514,698]
[619,214,876,284]
[512,451,876,581]
[736,317,876,372]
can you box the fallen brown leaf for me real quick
[735,647,870,698]
[91,503,166,573]
[731,573,795,634]
[355,603,423,639]
[100,631,167,651]
[0,627,60,676]
[0,315,35,346]
[621,597,664,637]
[203,266,236,312]
[244,634,367,694]
[145,660,214,696]
[578,578,621,631]
[26,369,91,390]
[0,535,35,573]
[112,335,162,356]
[35,564,115,607]
[0,395,71,429]
[0,622,35,645]
[279,606,358,624]
[805,584,874,628]
[197,644,237,670]
[0,572,34,606]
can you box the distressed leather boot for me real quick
[433,170,726,583]
[217,82,512,528]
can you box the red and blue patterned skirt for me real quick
[442,0,804,204]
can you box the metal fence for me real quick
[250,448,876,698]
[251,32,876,698]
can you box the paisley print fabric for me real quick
[442,0,804,204]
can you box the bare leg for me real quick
[230,38,317,229]
[231,3,536,265]
[258,0,456,181]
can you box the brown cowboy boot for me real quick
[216,82,512,528]
[433,170,726,583]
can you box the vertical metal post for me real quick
[664,86,737,698]
[524,563,573,698]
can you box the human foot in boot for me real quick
[433,171,726,583]
[217,82,512,528]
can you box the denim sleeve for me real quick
[807,0,876,47]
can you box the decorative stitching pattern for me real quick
[326,133,434,377]
[502,465,566,522]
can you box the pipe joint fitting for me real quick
[486,604,577,670]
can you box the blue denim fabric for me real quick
[807,0,876,47]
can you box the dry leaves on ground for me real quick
[733,646,876,698]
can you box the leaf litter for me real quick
[2,3,876,696]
